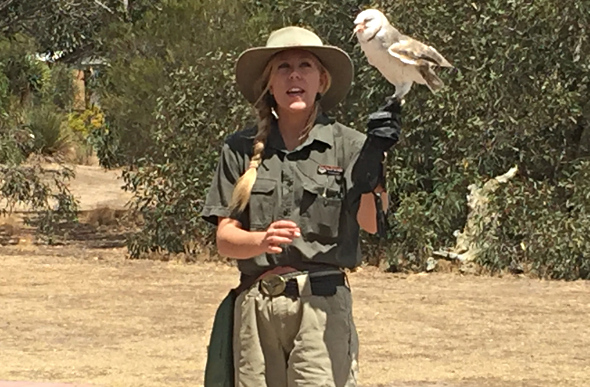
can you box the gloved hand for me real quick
[351,97,402,193]
[366,97,402,151]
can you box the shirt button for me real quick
[282,209,290,217]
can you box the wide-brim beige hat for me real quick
[235,26,354,111]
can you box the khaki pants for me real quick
[233,273,359,387]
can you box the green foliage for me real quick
[0,128,30,165]
[478,162,590,280]
[90,0,589,278]
[1,0,135,63]
[43,63,76,110]
[372,0,589,277]
[88,122,122,169]
[100,0,368,255]
[0,35,49,104]
[0,2,107,241]
[68,106,105,138]
[96,0,264,166]
[123,52,251,257]
[0,70,9,115]
[96,55,168,166]
[26,106,71,156]
[0,164,79,244]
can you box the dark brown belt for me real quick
[236,267,345,298]
[259,270,346,298]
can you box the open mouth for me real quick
[286,87,305,97]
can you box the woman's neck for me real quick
[277,108,313,151]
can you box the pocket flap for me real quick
[301,178,341,200]
[251,178,276,194]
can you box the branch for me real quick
[0,0,48,32]
[0,0,16,13]
[432,250,467,262]
[93,0,126,22]
[93,0,114,13]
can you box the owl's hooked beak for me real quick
[351,23,365,41]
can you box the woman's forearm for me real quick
[216,218,267,259]
[357,190,389,234]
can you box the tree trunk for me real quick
[434,166,519,263]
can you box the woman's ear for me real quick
[319,71,329,94]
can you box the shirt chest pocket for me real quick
[299,178,343,243]
[249,178,278,230]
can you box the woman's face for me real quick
[268,49,327,116]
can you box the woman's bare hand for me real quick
[262,220,301,253]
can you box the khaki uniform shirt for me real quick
[201,114,366,277]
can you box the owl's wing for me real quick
[387,38,453,67]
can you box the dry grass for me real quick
[1,247,589,387]
[0,215,29,245]
[80,207,131,228]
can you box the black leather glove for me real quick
[351,98,402,193]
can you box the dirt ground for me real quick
[1,165,589,387]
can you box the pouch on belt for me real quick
[204,289,236,387]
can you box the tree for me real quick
[0,0,159,63]
[88,0,590,277]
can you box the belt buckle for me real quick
[260,274,287,297]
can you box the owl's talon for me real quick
[388,95,405,105]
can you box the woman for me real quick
[202,26,401,387]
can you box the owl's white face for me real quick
[353,9,385,42]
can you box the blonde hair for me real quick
[229,53,332,214]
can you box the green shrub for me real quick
[124,59,250,257]
[43,63,76,110]
[96,54,167,166]
[478,162,590,280]
[88,122,122,169]
[26,106,71,156]
[0,26,81,242]
[0,35,50,104]
[68,106,105,139]
[95,0,589,278]
[0,126,34,165]
[0,69,9,116]
[1,164,79,244]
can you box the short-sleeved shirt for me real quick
[201,114,367,277]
